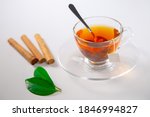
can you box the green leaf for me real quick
[25,67,61,96]
[34,66,55,86]
[25,77,59,96]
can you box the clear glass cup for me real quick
[58,16,138,80]
[73,16,124,68]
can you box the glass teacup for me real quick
[73,16,126,68]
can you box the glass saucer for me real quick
[58,40,138,80]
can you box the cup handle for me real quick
[120,27,134,47]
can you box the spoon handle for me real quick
[68,4,92,32]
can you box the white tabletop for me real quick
[0,0,150,100]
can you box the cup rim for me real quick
[73,16,123,44]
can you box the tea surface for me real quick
[76,25,120,42]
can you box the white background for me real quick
[0,0,150,99]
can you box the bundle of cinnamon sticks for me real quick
[8,34,54,65]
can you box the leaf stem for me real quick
[56,86,62,92]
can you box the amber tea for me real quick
[75,25,121,62]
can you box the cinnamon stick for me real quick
[21,34,45,63]
[8,38,38,65]
[34,34,54,64]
